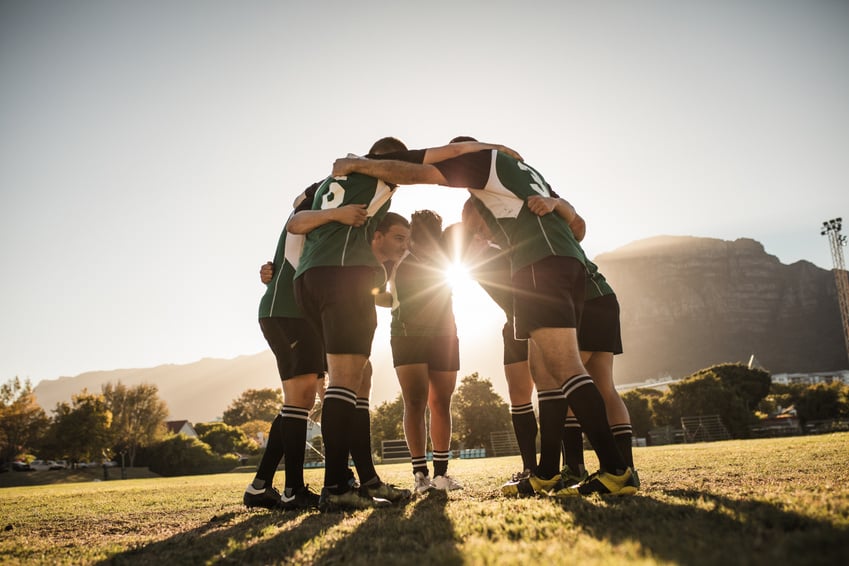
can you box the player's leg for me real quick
[584,351,634,469]
[428,368,461,490]
[397,363,432,492]
[503,324,538,476]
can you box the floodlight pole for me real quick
[821,217,849,364]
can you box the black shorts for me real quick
[259,317,326,380]
[502,322,528,365]
[294,266,378,356]
[512,255,586,339]
[390,335,460,371]
[578,293,623,354]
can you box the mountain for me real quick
[32,353,280,424]
[594,235,848,381]
[33,236,849,422]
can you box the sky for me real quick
[1,0,848,403]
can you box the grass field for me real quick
[1,433,848,565]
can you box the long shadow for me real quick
[216,492,461,565]
[99,508,344,565]
[551,488,849,566]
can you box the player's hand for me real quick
[332,157,360,177]
[260,261,274,284]
[494,144,523,161]
[526,195,556,216]
[334,204,368,227]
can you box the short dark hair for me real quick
[376,211,410,234]
[411,209,443,248]
[449,136,478,143]
[368,137,407,156]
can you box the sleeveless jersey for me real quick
[294,172,396,279]
[434,150,587,274]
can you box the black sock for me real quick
[350,398,378,486]
[611,423,634,469]
[411,455,429,476]
[510,403,538,472]
[536,389,567,479]
[322,387,357,493]
[432,450,450,477]
[253,411,285,487]
[281,405,309,490]
[562,375,626,473]
[561,415,584,474]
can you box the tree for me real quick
[103,382,169,467]
[451,373,511,452]
[692,363,771,413]
[49,390,113,463]
[621,389,659,438]
[146,434,240,476]
[654,369,754,438]
[0,377,49,462]
[194,421,257,455]
[370,394,405,453]
[222,388,282,426]
[795,382,849,424]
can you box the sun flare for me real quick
[444,261,472,290]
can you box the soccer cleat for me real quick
[501,473,560,497]
[510,469,532,482]
[631,469,641,489]
[318,486,391,512]
[280,484,320,510]
[432,474,463,491]
[560,464,589,486]
[361,480,412,503]
[243,485,282,509]
[413,471,435,494]
[549,467,639,498]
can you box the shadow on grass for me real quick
[100,492,461,565]
[295,490,461,565]
[554,488,849,566]
[99,509,344,565]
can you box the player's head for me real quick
[461,197,493,242]
[411,209,443,252]
[449,136,478,143]
[367,136,407,156]
[372,212,410,263]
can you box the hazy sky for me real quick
[2,1,847,402]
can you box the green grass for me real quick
[2,433,848,565]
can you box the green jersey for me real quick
[294,173,395,279]
[434,150,587,274]
[258,184,319,319]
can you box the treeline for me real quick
[3,363,847,476]
[0,379,261,476]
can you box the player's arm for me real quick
[286,203,369,234]
[332,158,450,187]
[422,141,522,163]
[526,195,587,242]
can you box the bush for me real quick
[146,434,239,477]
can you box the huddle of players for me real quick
[245,136,638,512]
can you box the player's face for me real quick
[374,224,410,263]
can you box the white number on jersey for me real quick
[321,181,346,209]
[517,162,549,197]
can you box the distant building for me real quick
[165,420,198,438]
[771,371,849,386]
